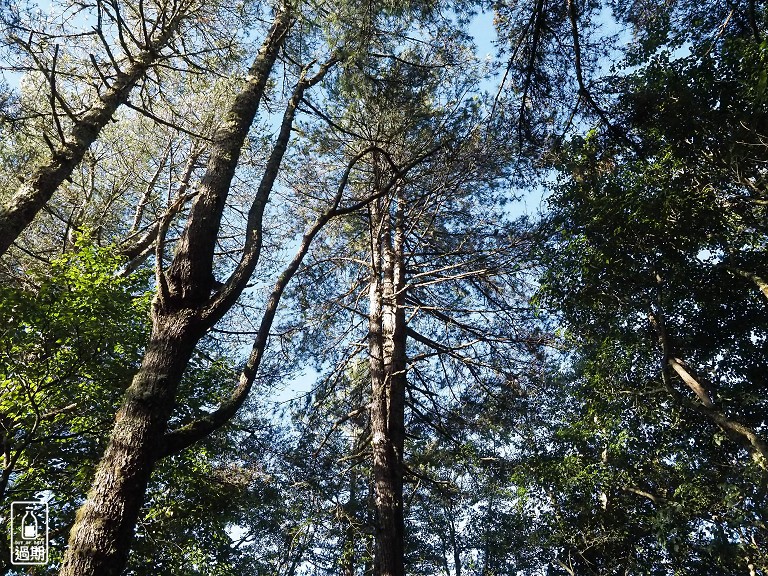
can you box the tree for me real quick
[56,5,321,572]
[278,18,547,573]
[533,3,768,572]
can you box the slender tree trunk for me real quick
[447,506,461,576]
[341,408,368,576]
[59,311,200,576]
[343,458,358,575]
[341,467,358,576]
[369,185,407,576]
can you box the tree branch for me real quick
[649,308,768,470]
[161,146,380,456]
[0,6,189,256]
[723,264,768,302]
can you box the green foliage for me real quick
[532,8,768,573]
[0,236,274,575]
[0,233,151,571]
[0,233,150,461]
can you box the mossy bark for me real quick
[59,312,198,576]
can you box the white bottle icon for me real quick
[21,508,38,539]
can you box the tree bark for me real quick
[369,183,407,576]
[59,311,200,575]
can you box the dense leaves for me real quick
[533,5,768,574]
[0,236,149,569]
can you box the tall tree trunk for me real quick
[448,506,461,576]
[341,461,359,576]
[341,482,356,576]
[369,185,407,576]
[59,311,200,575]
[58,10,293,575]
[341,406,367,576]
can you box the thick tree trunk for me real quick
[59,311,199,576]
[369,187,407,576]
